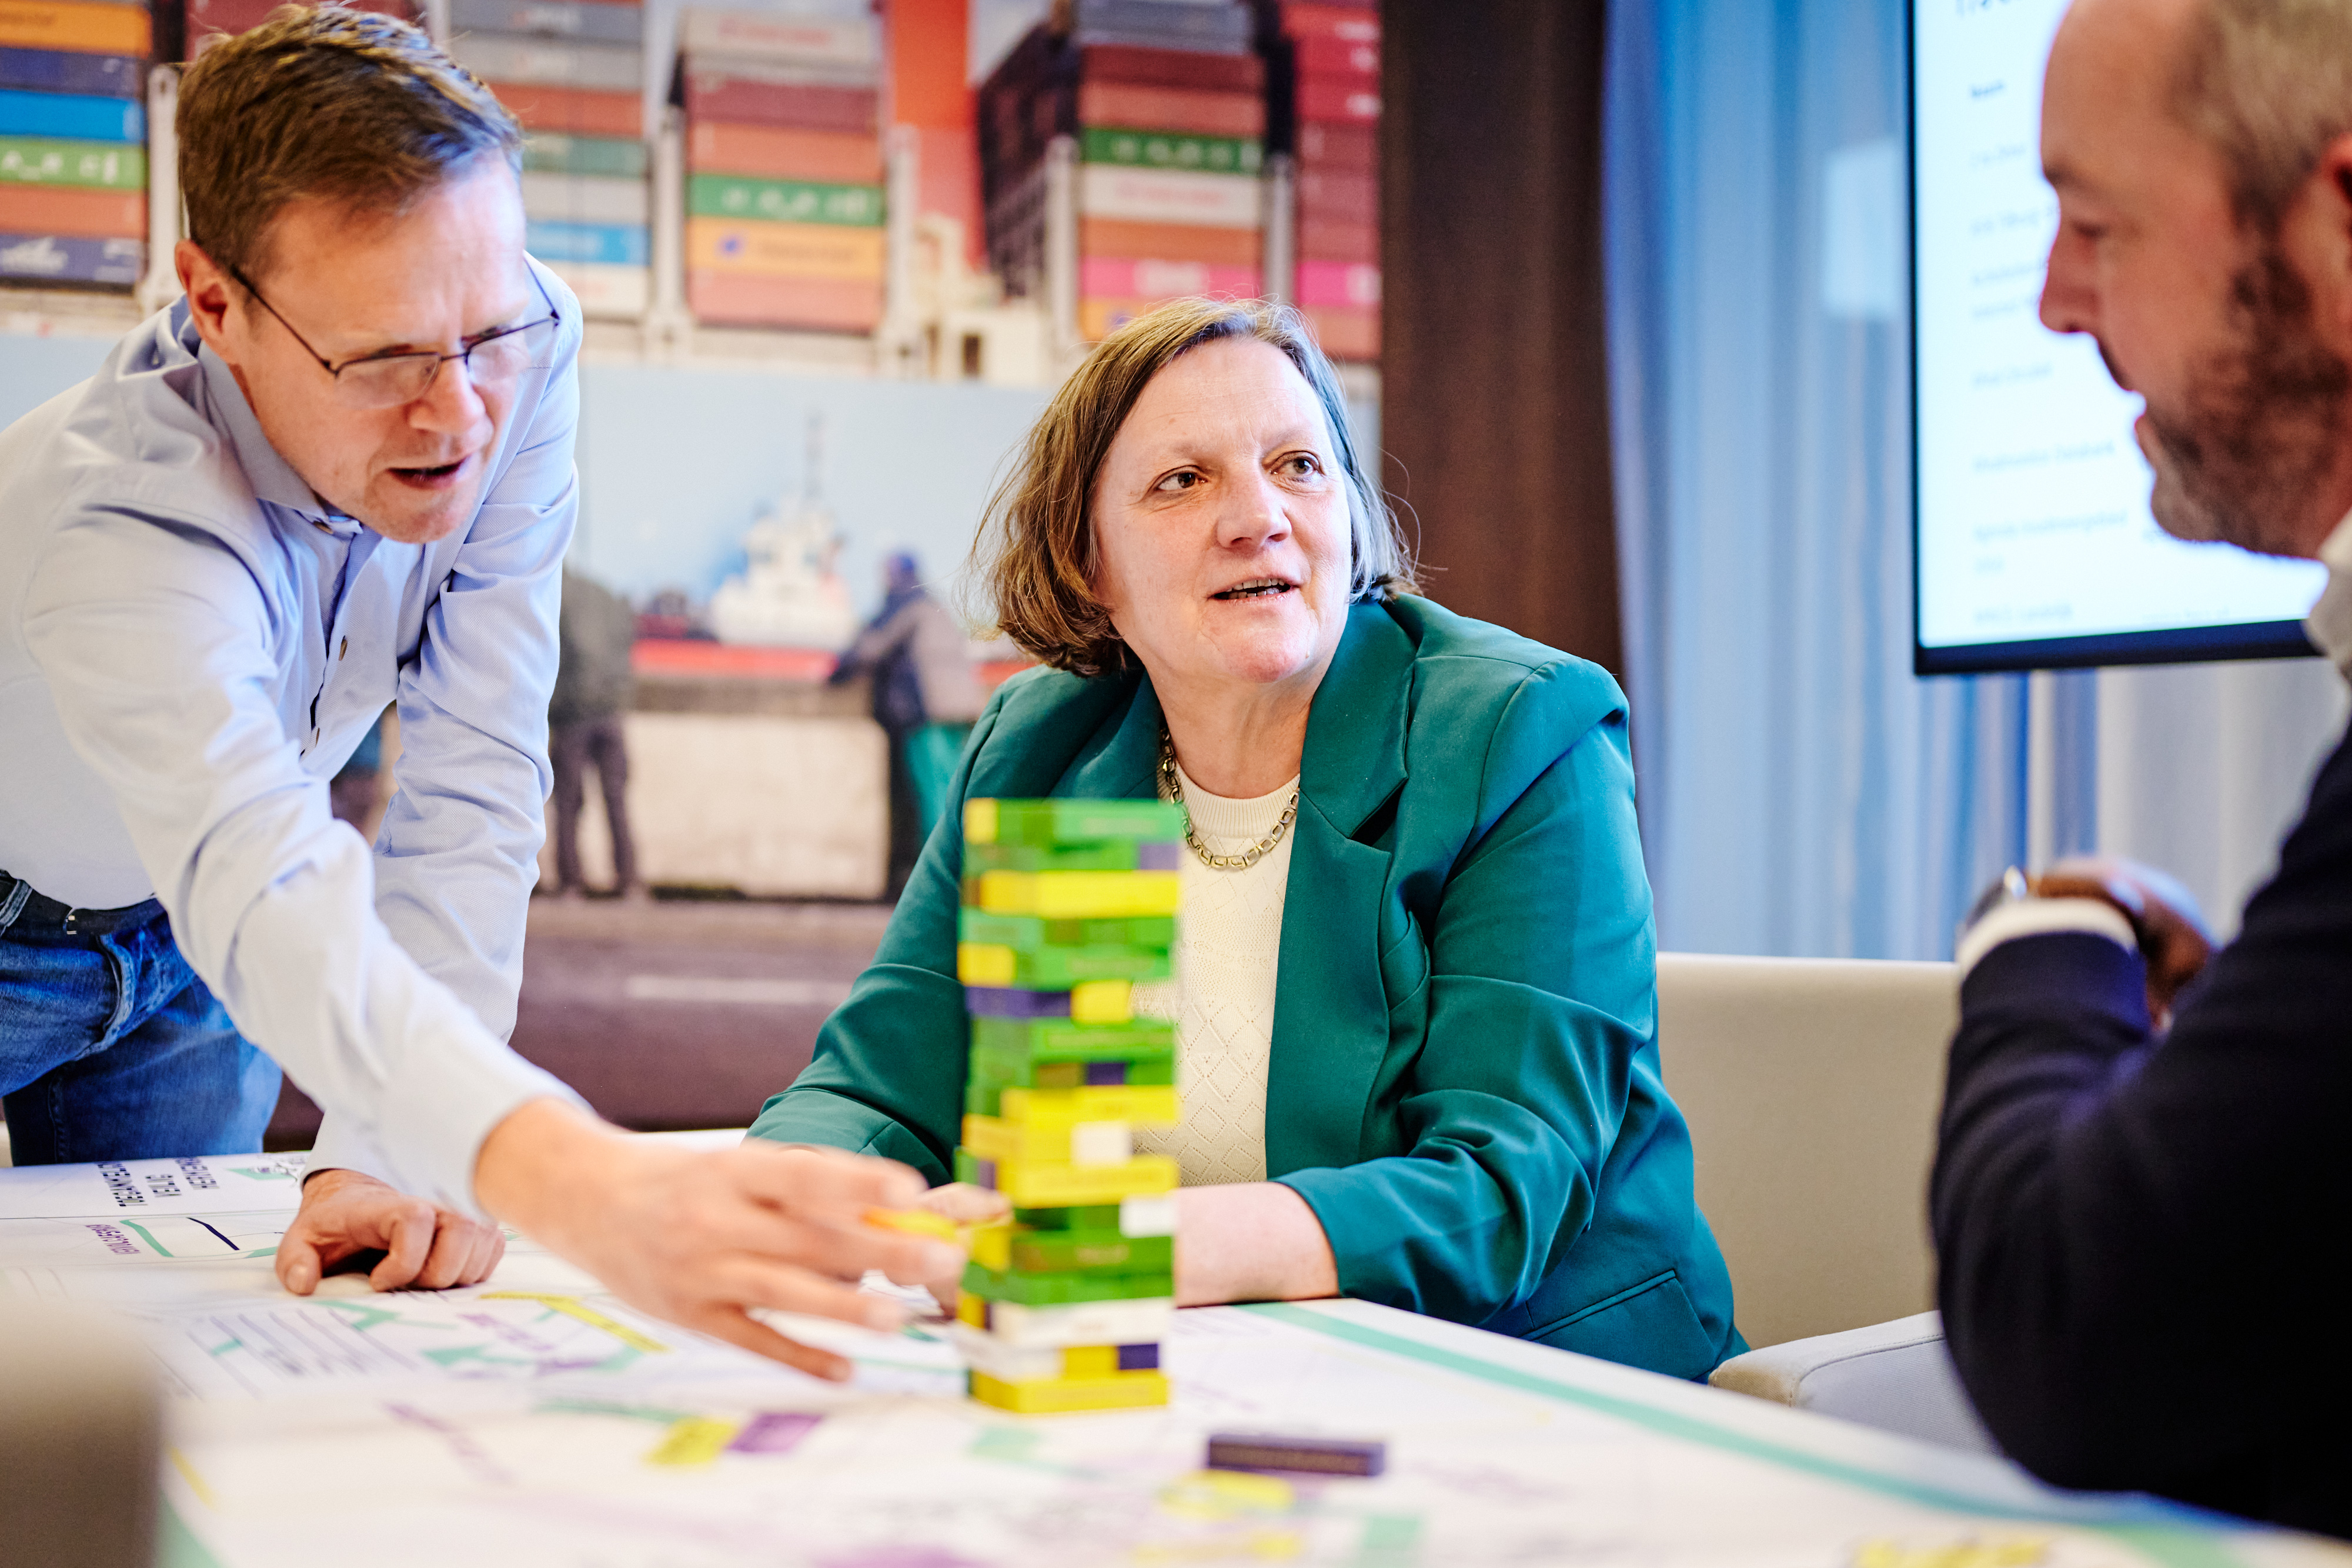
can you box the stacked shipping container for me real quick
[0,0,148,288]
[981,1,1265,342]
[450,0,650,317]
[1279,0,1375,361]
[678,7,884,333]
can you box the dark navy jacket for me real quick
[1932,724,2352,1538]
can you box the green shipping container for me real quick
[686,172,884,227]
[0,136,143,190]
[1081,125,1262,178]
[524,133,650,180]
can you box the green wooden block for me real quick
[961,1262,1177,1306]
[958,911,1176,952]
[0,136,143,189]
[687,172,884,226]
[970,1017,1175,1063]
[1012,1205,1121,1231]
[523,133,650,179]
[967,840,1144,873]
[1080,125,1262,177]
[979,944,1175,989]
[970,799,1184,848]
[1010,1229,1173,1275]
[967,1051,1174,1106]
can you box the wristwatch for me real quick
[1957,865,2034,947]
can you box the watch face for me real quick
[1962,866,2033,933]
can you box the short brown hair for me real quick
[178,5,522,283]
[2173,0,2352,232]
[973,297,1415,677]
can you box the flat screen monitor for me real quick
[1910,0,2328,674]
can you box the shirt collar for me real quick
[195,331,360,537]
[2304,508,2352,681]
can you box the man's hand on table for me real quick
[278,1168,507,1295]
[2033,854,2216,1025]
[474,1101,963,1382]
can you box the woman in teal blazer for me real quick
[752,300,1740,1380]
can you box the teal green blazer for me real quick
[751,597,1742,1379]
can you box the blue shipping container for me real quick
[0,231,142,284]
[0,89,145,143]
[0,48,144,100]
[525,218,647,267]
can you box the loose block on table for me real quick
[1206,1433,1387,1478]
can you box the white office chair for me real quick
[1655,952,1996,1454]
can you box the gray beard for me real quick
[2137,245,2350,558]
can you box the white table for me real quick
[1,1145,2341,1568]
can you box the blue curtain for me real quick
[1602,0,2032,959]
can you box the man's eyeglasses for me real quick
[228,265,562,412]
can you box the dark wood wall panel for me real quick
[1379,0,1622,673]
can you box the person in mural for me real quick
[547,567,643,901]
[829,551,986,895]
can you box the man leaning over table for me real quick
[0,7,953,1378]
[1935,0,2352,1536]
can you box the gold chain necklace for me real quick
[1158,726,1299,871]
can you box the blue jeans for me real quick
[0,883,280,1166]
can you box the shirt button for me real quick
[339,637,348,660]
[312,520,330,534]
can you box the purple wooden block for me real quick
[1116,1342,1159,1370]
[729,1412,823,1455]
[970,1156,999,1191]
[1136,842,1182,870]
[1205,1433,1386,1477]
[1083,1060,1128,1086]
[965,985,1071,1018]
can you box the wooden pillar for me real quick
[1379,0,1623,673]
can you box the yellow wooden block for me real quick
[965,798,1000,844]
[998,1085,1179,1129]
[1061,1345,1119,1377]
[1069,978,1132,1023]
[969,1369,1170,1414]
[975,870,1181,919]
[970,1219,1012,1273]
[957,942,1017,986]
[990,1153,1177,1208]
[957,1289,988,1328]
[864,1207,958,1242]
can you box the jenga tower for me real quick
[952,797,1185,1414]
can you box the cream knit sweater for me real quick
[1130,762,1297,1186]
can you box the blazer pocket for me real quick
[1526,1269,1720,1382]
[1376,912,1429,1008]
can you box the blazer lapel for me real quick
[1265,603,1415,1175]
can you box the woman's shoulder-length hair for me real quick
[969,296,1418,678]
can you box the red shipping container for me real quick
[1301,303,1377,360]
[1080,216,1260,268]
[0,183,143,238]
[1295,259,1378,310]
[683,71,877,135]
[188,0,417,35]
[491,80,643,137]
[687,270,883,331]
[1281,3,1378,45]
[1297,168,1374,226]
[1298,121,1376,175]
[1081,44,1262,95]
[1297,214,1375,263]
[1077,82,1262,140]
[1297,77,1378,123]
[1295,33,1377,80]
[689,123,883,184]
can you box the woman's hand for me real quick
[907,1182,1011,1311]
[277,1168,506,1295]
[1172,1183,1338,1306]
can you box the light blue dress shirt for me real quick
[0,260,587,1212]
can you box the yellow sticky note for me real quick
[647,1416,740,1467]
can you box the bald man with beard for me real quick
[1933,0,2352,1537]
